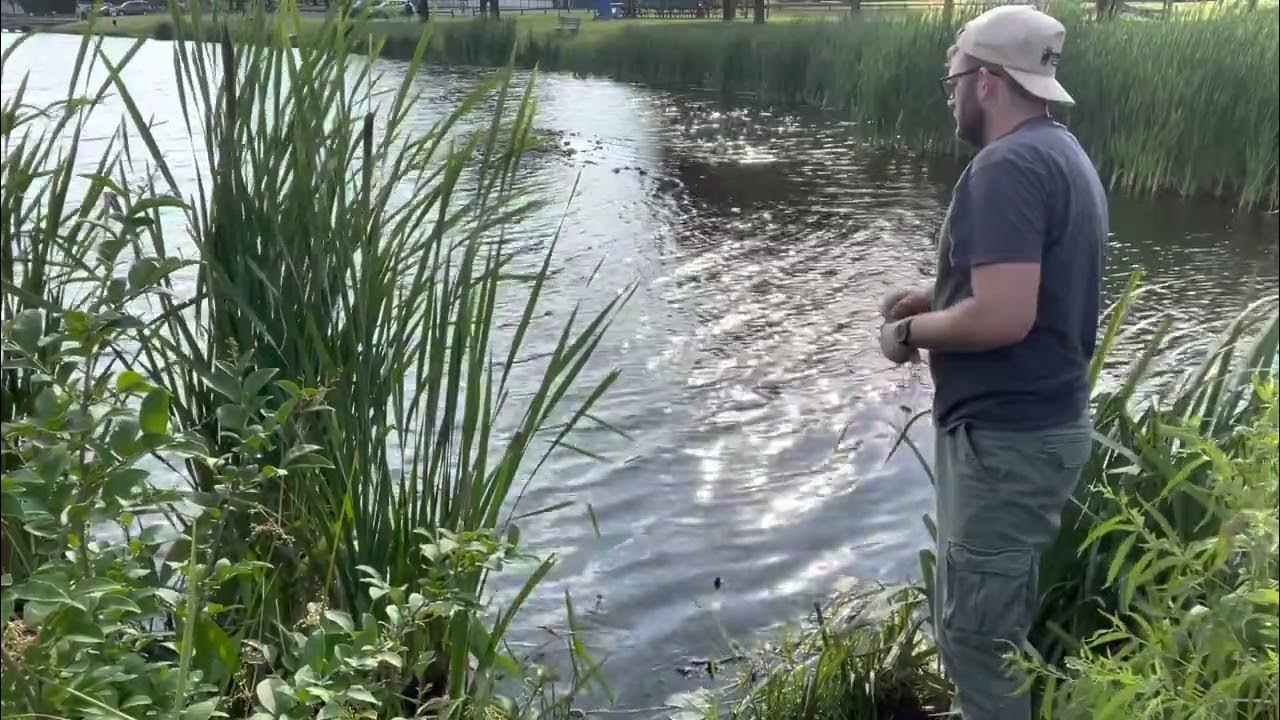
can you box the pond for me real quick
[4,32,1278,715]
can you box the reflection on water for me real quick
[4,34,1277,714]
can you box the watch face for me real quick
[895,322,909,344]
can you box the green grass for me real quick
[704,586,950,719]
[1127,0,1280,12]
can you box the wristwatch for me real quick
[894,319,914,347]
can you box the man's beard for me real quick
[955,93,985,148]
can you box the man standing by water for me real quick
[877,6,1106,719]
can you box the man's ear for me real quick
[978,69,998,99]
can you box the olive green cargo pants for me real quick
[933,421,1092,720]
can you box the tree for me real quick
[491,0,499,16]
[721,0,732,20]
[15,0,75,12]
[752,0,763,23]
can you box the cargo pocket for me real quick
[942,542,1034,640]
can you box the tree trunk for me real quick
[849,0,860,15]
[721,0,731,20]
[752,0,762,22]
[491,0,499,16]
[942,0,953,24]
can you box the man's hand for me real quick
[880,288,931,322]
[879,322,918,365]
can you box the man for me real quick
[877,6,1106,719]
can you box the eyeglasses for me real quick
[939,66,1004,99]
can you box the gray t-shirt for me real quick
[930,116,1107,431]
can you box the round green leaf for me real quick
[10,308,44,357]
[139,387,171,436]
[116,370,153,394]
[257,678,288,715]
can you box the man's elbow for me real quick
[987,313,1035,347]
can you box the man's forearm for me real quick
[906,298,1024,352]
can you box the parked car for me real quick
[108,0,151,14]
[352,0,411,17]
[77,1,93,17]
[383,1,414,16]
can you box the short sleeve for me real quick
[964,151,1047,267]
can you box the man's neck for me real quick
[983,108,1049,145]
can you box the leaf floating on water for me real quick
[587,503,601,539]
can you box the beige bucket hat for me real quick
[956,4,1075,106]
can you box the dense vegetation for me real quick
[2,16,624,720]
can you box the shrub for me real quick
[1032,379,1279,719]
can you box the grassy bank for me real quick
[53,3,1280,209]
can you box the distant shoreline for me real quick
[16,4,1280,209]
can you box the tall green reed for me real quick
[1031,379,1277,719]
[171,3,627,707]
[6,2,630,711]
[1030,275,1279,668]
